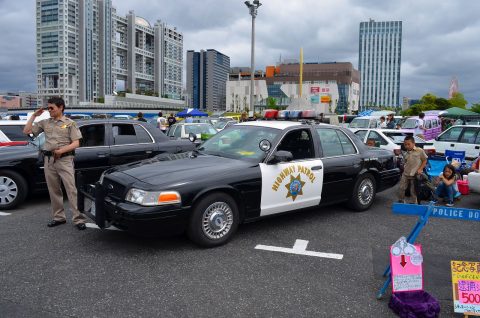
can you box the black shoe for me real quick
[47,220,66,227]
[76,223,87,230]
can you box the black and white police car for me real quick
[80,120,400,247]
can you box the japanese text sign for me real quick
[451,261,480,315]
[390,237,423,293]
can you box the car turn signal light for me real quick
[158,192,181,204]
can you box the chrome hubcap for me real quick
[202,202,233,240]
[358,179,374,206]
[0,176,18,205]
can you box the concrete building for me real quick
[359,19,402,110]
[226,62,360,114]
[36,0,183,106]
[19,92,39,108]
[0,95,22,108]
[186,49,230,112]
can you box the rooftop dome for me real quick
[135,16,151,28]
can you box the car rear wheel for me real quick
[187,192,239,247]
[348,173,376,212]
[0,170,28,210]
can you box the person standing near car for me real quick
[23,97,87,230]
[157,112,167,133]
[167,113,176,127]
[386,114,395,129]
[415,113,426,139]
[397,135,428,204]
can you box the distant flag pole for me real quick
[299,48,303,97]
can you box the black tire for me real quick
[348,173,376,212]
[187,192,239,247]
[0,170,28,210]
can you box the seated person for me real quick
[366,138,376,147]
[434,164,457,207]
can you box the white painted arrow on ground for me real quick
[85,223,122,231]
[255,239,343,259]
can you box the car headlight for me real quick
[125,189,181,206]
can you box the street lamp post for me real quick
[245,0,261,113]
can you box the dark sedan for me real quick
[81,121,400,247]
[0,119,195,209]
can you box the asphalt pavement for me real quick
[0,188,478,318]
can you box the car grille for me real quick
[102,179,126,201]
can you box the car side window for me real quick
[425,120,431,129]
[459,128,479,144]
[79,124,105,147]
[369,120,377,128]
[276,129,315,160]
[316,128,344,157]
[112,124,138,145]
[438,127,463,142]
[167,125,176,137]
[368,131,388,146]
[354,130,368,141]
[134,125,153,143]
[336,130,357,155]
[174,126,182,138]
[475,131,480,145]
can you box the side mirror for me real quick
[188,133,197,143]
[268,150,293,164]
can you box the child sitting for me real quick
[434,164,457,207]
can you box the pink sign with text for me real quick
[390,242,424,293]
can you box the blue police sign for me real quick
[392,203,480,222]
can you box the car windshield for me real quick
[213,120,233,130]
[185,124,217,135]
[402,118,417,129]
[349,118,370,128]
[385,133,426,144]
[199,126,280,162]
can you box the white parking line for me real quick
[0,212,11,216]
[85,222,122,231]
[255,239,343,260]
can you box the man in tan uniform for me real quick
[398,135,428,204]
[23,97,87,230]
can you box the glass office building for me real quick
[358,20,402,109]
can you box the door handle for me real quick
[450,144,455,147]
[97,152,108,158]
[312,165,323,170]
[145,150,152,154]
[476,146,480,149]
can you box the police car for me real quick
[80,120,400,247]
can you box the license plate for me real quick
[84,197,96,217]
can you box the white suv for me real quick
[433,125,480,159]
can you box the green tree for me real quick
[266,97,278,110]
[449,92,468,108]
[434,97,450,110]
[471,103,480,113]
[97,97,105,103]
[420,93,437,105]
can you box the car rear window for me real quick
[0,125,26,141]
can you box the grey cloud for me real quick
[1,0,479,104]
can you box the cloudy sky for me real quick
[0,0,479,104]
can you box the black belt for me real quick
[42,150,75,158]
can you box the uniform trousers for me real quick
[44,155,86,224]
[398,174,417,204]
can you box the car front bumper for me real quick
[79,182,191,235]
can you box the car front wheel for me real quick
[348,173,376,212]
[0,170,28,210]
[187,192,239,247]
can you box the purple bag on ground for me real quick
[388,291,440,318]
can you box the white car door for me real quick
[259,128,324,216]
[457,127,480,158]
[434,126,464,154]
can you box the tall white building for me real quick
[36,0,183,106]
[358,20,402,110]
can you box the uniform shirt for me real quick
[32,116,82,151]
[403,146,427,177]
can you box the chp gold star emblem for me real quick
[285,174,306,201]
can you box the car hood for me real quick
[0,144,38,161]
[108,152,254,186]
